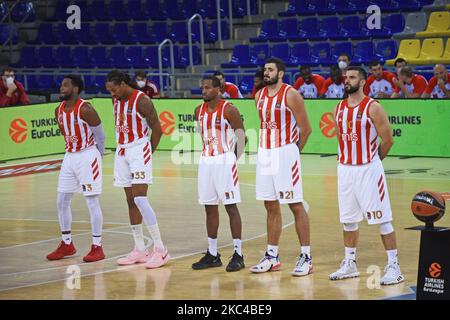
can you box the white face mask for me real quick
[338,61,348,70]
[137,80,146,88]
[5,77,14,85]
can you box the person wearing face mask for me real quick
[320,65,345,98]
[422,64,450,98]
[293,65,325,98]
[133,71,160,98]
[0,67,30,107]
[337,53,351,76]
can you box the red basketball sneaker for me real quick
[83,245,105,263]
[46,241,77,260]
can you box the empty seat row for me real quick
[14,45,200,69]
[30,21,229,45]
[251,14,404,43]
[222,40,398,68]
[49,0,257,22]
[386,38,450,65]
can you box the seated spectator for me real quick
[293,65,325,98]
[132,70,160,98]
[392,66,428,98]
[320,65,345,98]
[213,71,243,99]
[364,60,396,98]
[394,58,407,79]
[338,53,352,76]
[422,64,450,98]
[251,70,265,98]
[0,67,30,107]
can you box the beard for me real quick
[344,83,360,94]
[264,75,278,85]
[59,94,71,101]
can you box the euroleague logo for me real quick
[159,111,175,136]
[9,118,28,143]
[319,112,336,138]
[429,262,441,278]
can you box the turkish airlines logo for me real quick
[9,118,28,143]
[319,112,336,138]
[159,111,175,136]
[429,262,441,278]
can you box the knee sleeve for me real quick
[379,222,394,235]
[57,192,73,231]
[343,223,359,232]
[85,195,103,235]
[134,196,157,226]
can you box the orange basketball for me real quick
[411,190,446,223]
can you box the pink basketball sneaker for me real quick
[117,247,149,265]
[145,246,170,269]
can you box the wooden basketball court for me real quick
[0,151,449,300]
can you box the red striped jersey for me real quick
[197,99,236,157]
[335,96,380,165]
[256,84,299,149]
[57,98,95,153]
[113,90,149,146]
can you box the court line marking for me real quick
[0,218,128,226]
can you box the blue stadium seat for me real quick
[48,0,69,21]
[298,17,322,41]
[239,75,254,94]
[315,0,337,15]
[72,47,92,68]
[90,0,111,21]
[332,0,358,14]
[180,0,198,19]
[0,1,7,20]
[142,0,163,20]
[11,1,35,22]
[96,75,108,94]
[0,24,18,45]
[109,0,129,21]
[190,21,209,43]
[340,16,369,39]
[279,0,304,17]
[14,46,38,68]
[94,23,117,44]
[38,47,57,68]
[162,46,180,68]
[271,43,290,64]
[55,47,76,68]
[132,23,154,44]
[161,0,183,20]
[351,0,370,13]
[331,42,353,64]
[29,23,57,44]
[36,75,55,92]
[128,0,145,20]
[385,13,405,34]
[74,23,97,45]
[169,22,188,43]
[249,44,270,66]
[375,40,398,64]
[250,19,279,42]
[199,0,230,19]
[278,18,299,41]
[235,0,257,18]
[126,47,150,69]
[369,0,400,12]
[90,47,110,68]
[289,43,312,66]
[319,17,343,40]
[143,47,159,68]
[84,75,101,94]
[353,41,374,64]
[57,23,79,45]
[26,75,39,91]
[208,21,229,42]
[311,43,332,65]
[110,47,131,69]
[178,45,199,67]
[150,22,168,42]
[221,44,250,68]
[113,23,137,44]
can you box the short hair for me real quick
[346,66,367,80]
[370,60,381,68]
[64,74,84,93]
[399,66,413,78]
[338,53,351,61]
[394,58,407,67]
[106,70,132,86]
[254,70,264,79]
[202,75,221,88]
[330,64,342,76]
[212,70,225,78]
[2,67,14,75]
[300,65,311,73]
[135,70,147,79]
[265,57,286,73]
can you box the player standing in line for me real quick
[105,70,169,269]
[192,76,247,272]
[250,57,313,277]
[329,66,404,285]
[47,75,106,263]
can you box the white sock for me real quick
[93,235,102,246]
[130,224,146,251]
[233,239,242,256]
[301,246,310,256]
[208,237,218,256]
[267,245,278,257]
[62,233,71,244]
[85,195,103,238]
[345,247,356,261]
[147,224,164,250]
[387,249,398,264]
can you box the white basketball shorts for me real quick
[256,143,303,204]
[338,159,393,225]
[58,146,102,196]
[114,140,153,187]
[198,151,241,205]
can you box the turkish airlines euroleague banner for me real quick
[1,98,449,161]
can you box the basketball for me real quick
[411,191,446,223]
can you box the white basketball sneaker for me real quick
[291,253,313,277]
[249,252,281,273]
[329,259,360,280]
[380,262,405,285]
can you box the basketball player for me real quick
[192,76,247,272]
[329,66,404,285]
[47,75,106,263]
[250,57,313,277]
[105,70,170,269]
